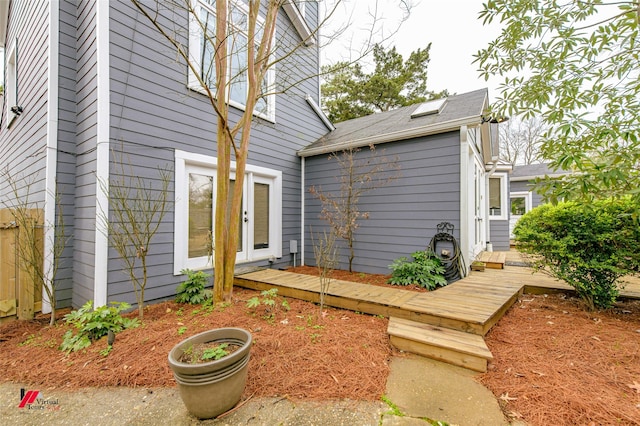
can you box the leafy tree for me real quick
[322,44,448,122]
[475,1,640,204]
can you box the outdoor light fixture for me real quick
[10,105,23,116]
[481,115,509,124]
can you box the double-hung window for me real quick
[488,173,508,220]
[174,150,282,273]
[188,0,275,121]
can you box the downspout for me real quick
[42,0,60,314]
[300,156,305,266]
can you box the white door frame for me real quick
[509,191,532,238]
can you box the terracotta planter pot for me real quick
[168,328,252,419]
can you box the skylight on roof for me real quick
[411,98,447,118]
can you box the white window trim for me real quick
[174,149,282,274]
[187,0,276,122]
[489,172,509,221]
[5,42,18,128]
[509,191,532,215]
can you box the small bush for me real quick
[388,250,447,290]
[60,301,139,353]
[514,198,640,310]
[176,269,212,304]
[246,288,290,321]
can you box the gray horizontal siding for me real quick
[0,0,49,205]
[489,220,510,251]
[103,1,327,305]
[55,0,80,308]
[304,131,462,275]
[71,0,99,307]
[511,180,545,209]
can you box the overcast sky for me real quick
[321,0,504,99]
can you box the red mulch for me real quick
[2,272,640,425]
[480,293,640,425]
[0,288,393,401]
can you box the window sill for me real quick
[186,83,276,123]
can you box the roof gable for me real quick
[299,88,489,157]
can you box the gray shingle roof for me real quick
[298,88,489,157]
[511,163,568,181]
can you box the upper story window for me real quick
[188,0,275,121]
[489,173,508,220]
[293,0,305,17]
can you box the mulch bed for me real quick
[2,270,640,425]
[480,293,640,425]
[0,288,393,401]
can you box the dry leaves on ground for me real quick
[480,293,640,425]
[0,288,393,401]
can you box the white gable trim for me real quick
[282,1,315,46]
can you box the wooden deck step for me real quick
[478,251,506,269]
[388,317,493,372]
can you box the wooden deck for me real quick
[235,258,640,372]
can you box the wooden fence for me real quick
[0,208,42,322]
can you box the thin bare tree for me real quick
[99,151,171,319]
[131,0,412,303]
[1,169,66,325]
[311,228,338,315]
[309,145,399,272]
[499,116,547,165]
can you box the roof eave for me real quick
[511,173,567,182]
[298,115,482,157]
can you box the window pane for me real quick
[228,180,243,252]
[200,9,217,88]
[253,183,269,249]
[511,197,526,216]
[188,173,213,258]
[229,34,248,105]
[231,2,247,29]
[489,177,501,215]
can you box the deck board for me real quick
[235,260,639,371]
[236,261,640,337]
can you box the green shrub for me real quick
[176,269,212,304]
[388,250,447,290]
[514,198,640,310]
[60,301,139,353]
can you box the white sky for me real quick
[321,0,504,99]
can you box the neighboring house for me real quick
[299,89,511,276]
[509,163,565,237]
[0,0,330,315]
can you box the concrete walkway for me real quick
[0,354,512,426]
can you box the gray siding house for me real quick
[509,163,565,237]
[299,89,512,276]
[0,0,329,313]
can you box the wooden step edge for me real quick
[388,317,493,360]
[390,335,490,373]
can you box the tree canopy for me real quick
[475,1,640,205]
[322,44,448,122]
